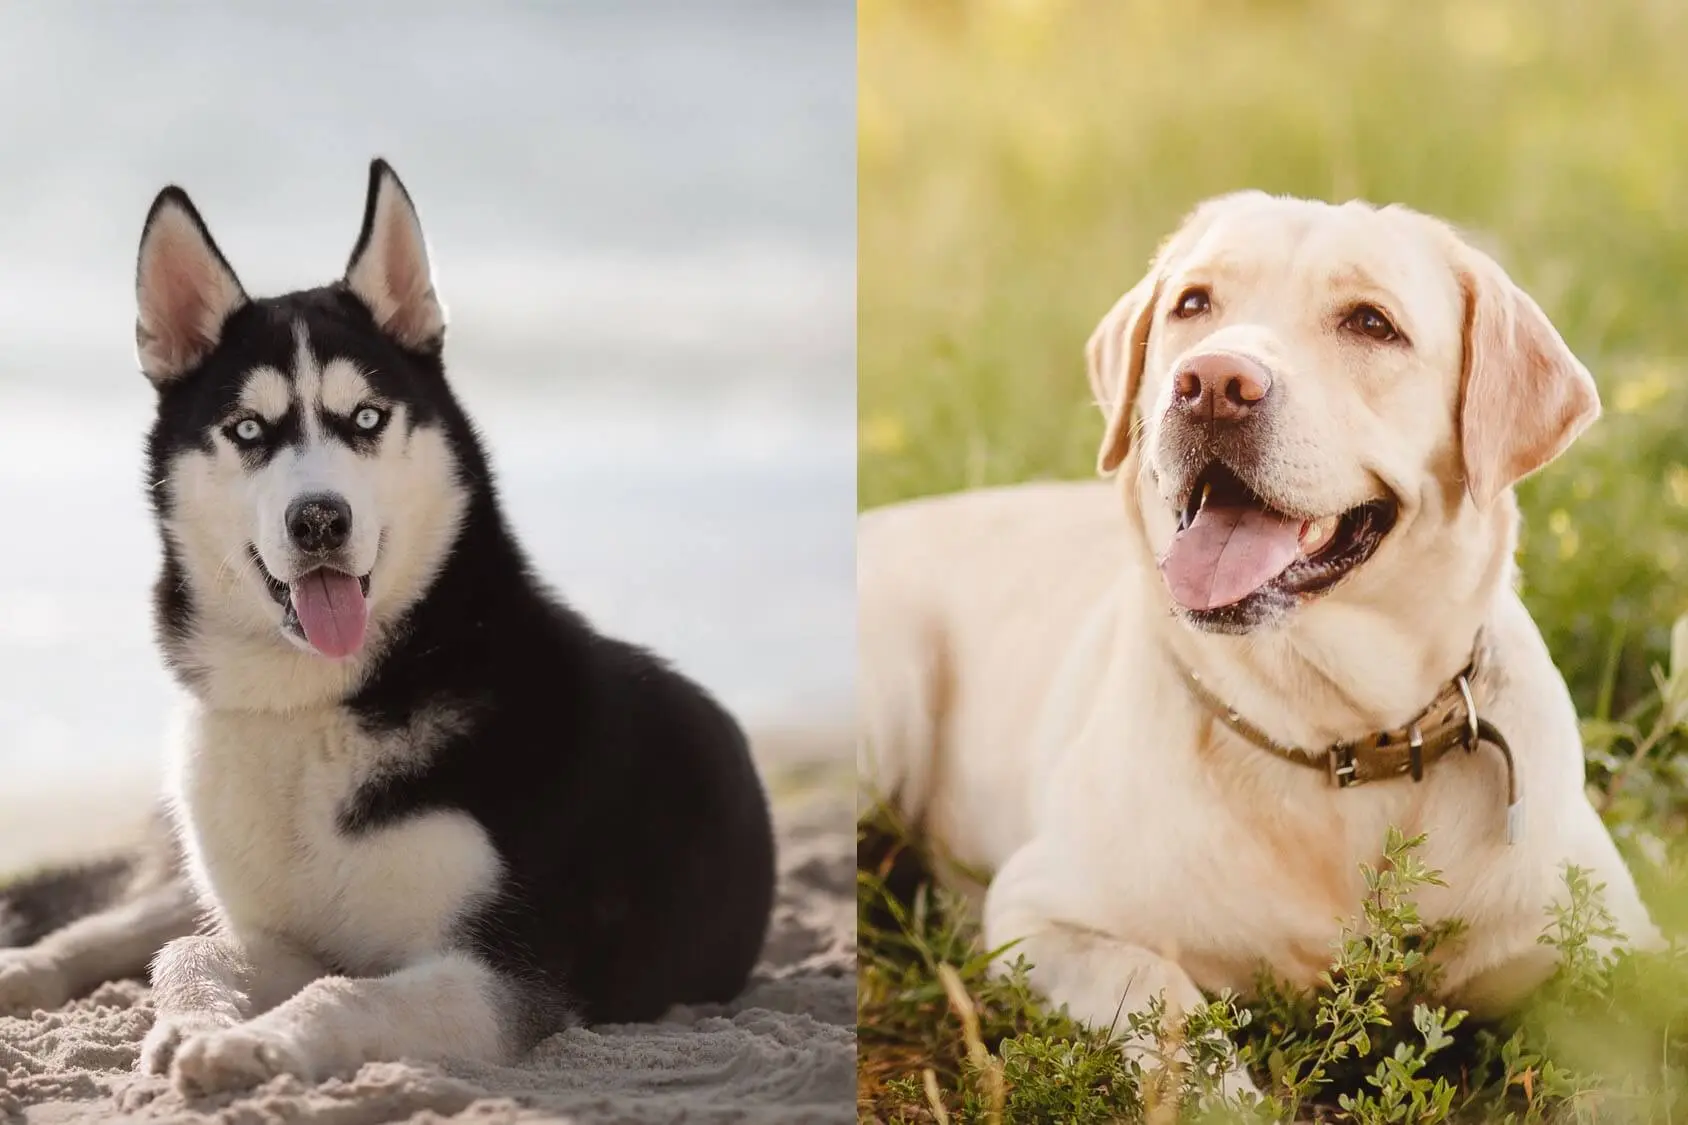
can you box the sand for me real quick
[0,754,855,1125]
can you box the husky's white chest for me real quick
[168,703,502,975]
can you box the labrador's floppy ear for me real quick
[345,158,447,353]
[135,187,248,386]
[1453,241,1600,509]
[1090,273,1161,476]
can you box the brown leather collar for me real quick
[1171,634,1522,844]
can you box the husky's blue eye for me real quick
[230,418,265,444]
[354,406,387,433]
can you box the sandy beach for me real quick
[0,741,854,1125]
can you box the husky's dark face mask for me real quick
[137,161,472,674]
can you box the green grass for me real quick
[858,0,1688,1119]
[861,817,1688,1123]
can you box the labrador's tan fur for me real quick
[858,191,1659,1092]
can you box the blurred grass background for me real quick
[859,0,1688,723]
[860,3,1688,1115]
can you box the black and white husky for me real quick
[0,160,776,1095]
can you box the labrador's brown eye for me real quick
[1343,304,1399,342]
[1172,287,1211,319]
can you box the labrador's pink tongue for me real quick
[1159,504,1303,611]
[289,569,368,659]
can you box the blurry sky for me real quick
[0,1,854,840]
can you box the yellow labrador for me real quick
[858,191,1659,1091]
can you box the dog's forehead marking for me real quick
[289,320,373,418]
[291,322,323,442]
[239,368,292,421]
[230,323,372,449]
[321,360,373,416]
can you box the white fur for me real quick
[858,194,1658,1094]
[0,879,199,1015]
[141,700,506,1091]
[0,947,69,1014]
[156,950,506,1094]
[167,703,498,974]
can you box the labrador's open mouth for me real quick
[1159,463,1397,631]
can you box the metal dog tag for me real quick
[1505,796,1524,846]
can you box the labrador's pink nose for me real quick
[1173,352,1273,425]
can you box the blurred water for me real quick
[0,2,855,807]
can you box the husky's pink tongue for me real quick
[1159,503,1303,611]
[289,569,368,659]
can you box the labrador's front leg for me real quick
[1448,805,1668,1019]
[985,842,1259,1100]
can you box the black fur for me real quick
[0,856,136,948]
[141,160,777,1036]
[0,800,186,947]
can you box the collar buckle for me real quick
[1327,742,1359,788]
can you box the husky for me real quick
[0,159,776,1096]
[0,814,196,1013]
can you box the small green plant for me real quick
[1237,829,1465,1121]
[859,814,1688,1123]
[1338,1005,1463,1124]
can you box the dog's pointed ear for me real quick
[135,188,248,387]
[1090,273,1161,476]
[1454,243,1600,509]
[344,159,446,353]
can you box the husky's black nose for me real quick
[286,493,353,554]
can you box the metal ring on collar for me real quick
[1456,673,1479,751]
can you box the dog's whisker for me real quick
[210,544,263,595]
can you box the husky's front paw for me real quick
[170,1025,311,1095]
[0,949,69,1014]
[138,1013,235,1075]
